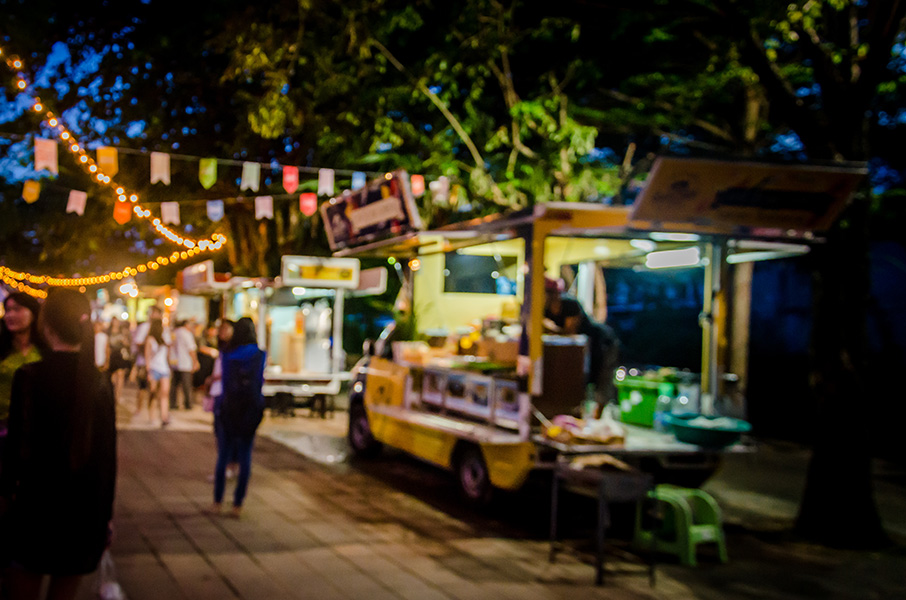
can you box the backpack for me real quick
[220,346,266,438]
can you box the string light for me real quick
[1,44,230,291]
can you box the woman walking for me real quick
[208,317,265,518]
[0,289,117,600]
[143,319,171,427]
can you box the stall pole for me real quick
[332,289,345,374]
[700,242,723,415]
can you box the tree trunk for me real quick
[795,195,888,548]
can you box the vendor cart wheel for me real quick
[348,402,382,458]
[455,445,493,505]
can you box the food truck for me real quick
[179,257,387,415]
[329,160,864,502]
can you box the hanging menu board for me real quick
[321,170,423,251]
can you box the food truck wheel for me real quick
[455,445,493,505]
[348,403,382,457]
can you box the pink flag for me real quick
[161,201,180,225]
[299,193,317,216]
[66,190,87,215]
[34,138,59,175]
[255,196,274,220]
[283,166,299,194]
[317,168,335,196]
[150,152,171,184]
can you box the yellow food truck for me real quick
[330,159,864,503]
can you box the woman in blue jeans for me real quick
[207,318,265,519]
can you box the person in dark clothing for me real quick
[543,277,620,407]
[207,317,265,519]
[0,289,117,600]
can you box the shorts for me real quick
[149,369,170,382]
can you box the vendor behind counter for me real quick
[543,277,620,406]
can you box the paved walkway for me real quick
[68,385,906,599]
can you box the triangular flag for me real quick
[150,152,171,185]
[161,201,180,225]
[97,146,118,177]
[255,196,274,220]
[318,168,335,196]
[241,162,261,192]
[66,190,87,215]
[300,193,318,216]
[410,174,425,197]
[199,158,217,189]
[34,138,58,175]
[22,180,40,203]
[283,166,299,194]
[351,171,367,190]
[113,201,132,224]
[207,199,224,222]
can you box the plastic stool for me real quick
[633,484,728,567]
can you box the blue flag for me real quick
[207,199,224,222]
[351,171,367,190]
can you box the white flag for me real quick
[241,162,261,192]
[318,168,335,196]
[255,196,274,220]
[161,201,180,225]
[35,138,59,175]
[150,152,171,184]
[66,190,87,215]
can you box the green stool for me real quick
[633,484,728,567]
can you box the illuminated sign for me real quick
[281,256,361,289]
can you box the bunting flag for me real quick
[161,201,180,225]
[410,174,425,197]
[255,195,274,220]
[207,199,225,222]
[97,146,119,176]
[150,151,171,184]
[283,166,299,194]
[34,138,59,175]
[351,171,367,190]
[113,200,132,224]
[241,162,261,192]
[66,190,88,215]
[430,176,450,204]
[199,158,217,189]
[318,168,335,196]
[22,180,40,203]
[299,193,318,217]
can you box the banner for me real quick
[97,146,118,177]
[34,138,58,175]
[199,158,217,189]
[161,201,180,225]
[66,190,87,215]
[318,168,335,196]
[150,152,171,184]
[283,166,299,194]
[351,171,367,190]
[255,195,274,219]
[300,193,318,217]
[113,200,132,224]
[207,199,224,222]
[241,162,261,192]
[430,176,450,204]
[410,174,425,197]
[22,180,40,204]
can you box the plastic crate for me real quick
[616,376,675,427]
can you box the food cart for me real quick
[330,159,864,502]
[179,256,387,415]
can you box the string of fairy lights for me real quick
[0,44,227,298]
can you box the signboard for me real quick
[281,256,361,289]
[320,170,423,251]
[180,260,215,293]
[629,157,866,238]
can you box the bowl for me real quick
[667,414,751,448]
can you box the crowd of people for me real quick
[0,290,266,599]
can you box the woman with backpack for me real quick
[207,317,265,519]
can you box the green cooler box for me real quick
[616,375,676,427]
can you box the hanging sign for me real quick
[113,200,132,224]
[320,170,423,251]
[34,138,59,174]
[255,195,274,219]
[66,190,87,215]
[299,192,318,217]
[161,201,180,225]
[241,162,261,192]
[97,147,119,177]
[207,199,224,222]
[283,166,299,194]
[150,152,171,184]
[199,158,217,189]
